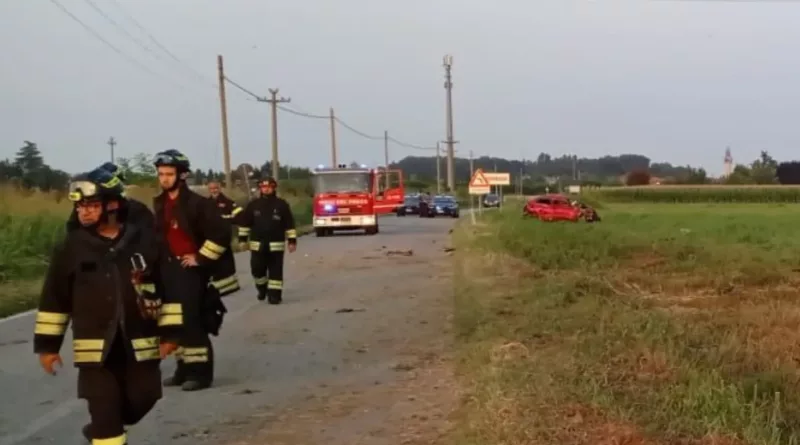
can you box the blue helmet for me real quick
[68,167,125,203]
[98,162,126,182]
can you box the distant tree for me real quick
[725,164,755,185]
[349,161,360,168]
[683,167,708,185]
[131,152,156,176]
[625,169,651,186]
[750,150,777,184]
[776,161,800,184]
[14,141,45,174]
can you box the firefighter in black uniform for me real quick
[205,181,241,296]
[235,176,297,304]
[66,162,154,232]
[33,167,182,445]
[152,149,229,391]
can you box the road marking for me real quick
[0,399,83,445]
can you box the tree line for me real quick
[4,141,800,192]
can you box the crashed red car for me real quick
[522,194,600,223]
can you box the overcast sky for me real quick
[3,0,800,176]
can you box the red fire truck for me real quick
[311,164,404,237]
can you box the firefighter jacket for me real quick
[153,184,232,272]
[235,194,297,253]
[66,198,154,232]
[33,224,183,367]
[210,193,243,220]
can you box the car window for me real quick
[534,198,551,205]
[404,197,419,205]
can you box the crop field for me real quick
[585,184,800,203]
[0,185,312,318]
[452,200,800,444]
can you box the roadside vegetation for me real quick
[452,200,800,444]
[0,184,312,317]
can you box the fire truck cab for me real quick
[311,164,404,237]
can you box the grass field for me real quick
[0,185,312,318]
[452,202,800,444]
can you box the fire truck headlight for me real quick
[315,218,327,225]
[323,204,334,212]
[362,215,375,225]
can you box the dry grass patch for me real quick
[449,204,800,444]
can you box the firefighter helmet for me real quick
[98,161,126,182]
[68,168,125,203]
[153,149,191,173]
[259,177,278,187]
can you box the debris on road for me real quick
[386,249,414,256]
[336,308,367,313]
[443,247,455,253]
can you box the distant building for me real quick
[723,147,733,177]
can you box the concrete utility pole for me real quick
[443,55,456,192]
[469,149,474,175]
[329,108,338,167]
[106,137,116,163]
[217,55,232,188]
[384,130,390,189]
[257,89,290,179]
[436,142,442,195]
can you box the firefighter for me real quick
[66,162,154,232]
[235,176,297,304]
[152,149,230,391]
[33,168,182,445]
[205,181,241,296]
[207,181,243,220]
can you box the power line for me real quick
[222,69,437,151]
[48,0,190,92]
[105,0,214,85]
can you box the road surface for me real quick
[0,215,458,445]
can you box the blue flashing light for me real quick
[360,164,368,168]
[323,203,334,212]
[317,164,325,169]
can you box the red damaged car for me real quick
[522,194,600,223]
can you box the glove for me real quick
[137,295,162,320]
[159,342,178,359]
[39,353,62,375]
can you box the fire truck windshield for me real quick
[312,172,371,194]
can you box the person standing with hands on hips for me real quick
[33,167,182,445]
[235,176,297,304]
[152,149,229,392]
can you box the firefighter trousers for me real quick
[79,333,161,444]
[163,257,215,385]
[250,250,284,303]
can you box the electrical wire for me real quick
[105,0,215,85]
[48,0,191,92]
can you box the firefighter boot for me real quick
[182,380,211,391]
[163,360,186,387]
[267,290,282,305]
[256,284,267,301]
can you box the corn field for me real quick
[585,185,800,203]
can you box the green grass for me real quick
[451,203,800,445]
[0,190,314,318]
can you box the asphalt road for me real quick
[0,214,460,445]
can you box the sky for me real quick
[3,0,800,176]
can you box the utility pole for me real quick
[384,130,390,189]
[106,137,116,163]
[436,142,442,195]
[572,155,577,181]
[469,149,474,175]
[329,108,338,167]
[258,89,290,179]
[217,55,232,189]
[443,55,456,192]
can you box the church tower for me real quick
[723,147,733,177]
